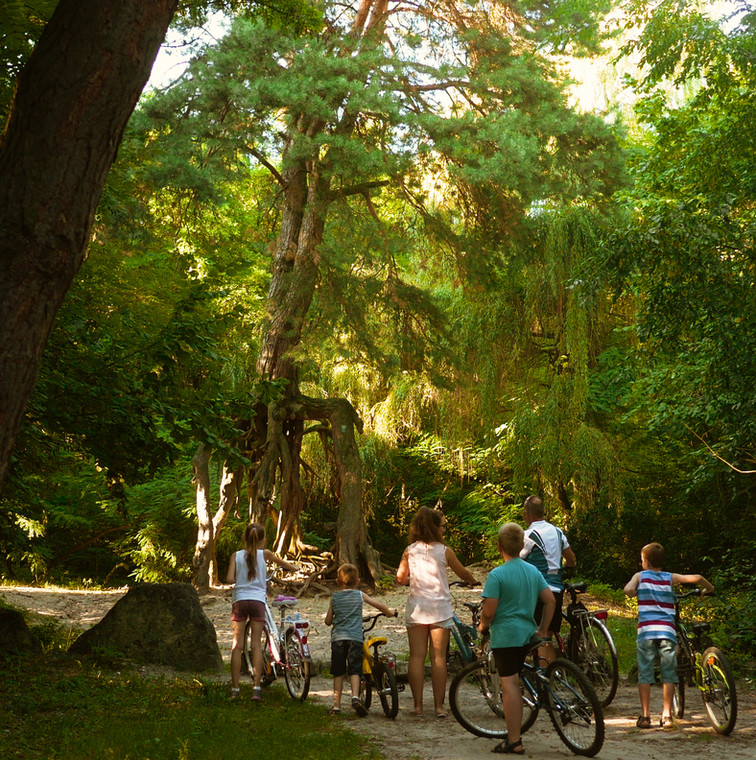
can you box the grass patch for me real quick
[0,654,382,760]
[606,613,638,676]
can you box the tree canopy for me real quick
[1,0,755,657]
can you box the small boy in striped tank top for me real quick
[624,542,713,728]
[325,563,397,716]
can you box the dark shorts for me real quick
[330,640,363,677]
[492,646,530,677]
[231,599,266,623]
[535,590,564,635]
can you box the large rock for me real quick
[0,608,42,653]
[68,583,223,672]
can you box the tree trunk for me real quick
[191,444,213,594]
[0,0,178,487]
[290,395,382,582]
[209,461,243,584]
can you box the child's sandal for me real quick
[328,706,341,715]
[492,739,524,754]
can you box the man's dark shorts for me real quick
[492,645,530,677]
[330,639,363,677]
[535,590,564,635]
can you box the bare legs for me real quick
[407,624,450,716]
[500,673,524,748]
[638,682,674,719]
[230,619,264,689]
[333,673,362,710]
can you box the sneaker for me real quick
[230,688,240,701]
[352,696,368,717]
[251,686,263,702]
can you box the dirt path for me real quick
[3,584,754,760]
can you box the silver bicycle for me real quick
[244,594,312,701]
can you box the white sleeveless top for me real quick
[232,549,267,603]
[405,541,452,625]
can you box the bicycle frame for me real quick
[360,612,402,718]
[448,582,482,667]
[558,582,613,658]
[253,597,311,679]
[450,608,479,664]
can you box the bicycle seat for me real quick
[565,581,587,594]
[271,595,298,607]
[690,621,711,634]
[367,636,388,646]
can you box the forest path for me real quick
[2,584,754,760]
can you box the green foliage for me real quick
[122,461,197,583]
[708,549,756,657]
[0,0,56,120]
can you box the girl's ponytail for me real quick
[244,523,265,581]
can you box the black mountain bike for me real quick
[556,581,619,707]
[672,588,737,734]
[449,637,604,757]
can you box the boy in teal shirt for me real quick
[479,522,555,754]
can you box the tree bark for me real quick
[0,0,178,487]
[191,444,213,594]
[290,395,382,582]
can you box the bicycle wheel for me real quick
[572,619,618,708]
[359,673,373,710]
[449,659,539,740]
[283,628,310,701]
[673,635,693,718]
[376,661,399,719]
[545,658,604,757]
[673,678,685,719]
[700,647,737,735]
[245,623,273,685]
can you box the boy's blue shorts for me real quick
[636,637,678,684]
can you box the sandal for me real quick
[492,739,524,754]
[660,716,674,728]
[636,715,651,728]
[328,706,341,716]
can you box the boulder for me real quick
[68,582,223,672]
[0,607,42,653]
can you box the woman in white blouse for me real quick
[396,507,478,718]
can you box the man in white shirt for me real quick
[520,495,576,662]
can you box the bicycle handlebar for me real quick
[449,581,480,588]
[362,610,399,632]
[675,588,716,606]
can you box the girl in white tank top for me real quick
[396,507,478,718]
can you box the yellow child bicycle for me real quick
[359,611,402,719]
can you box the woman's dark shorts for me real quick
[492,645,530,677]
[231,599,266,623]
[330,639,363,677]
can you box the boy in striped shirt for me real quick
[624,542,713,728]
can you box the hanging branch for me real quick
[683,422,756,475]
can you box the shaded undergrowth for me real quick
[0,653,381,760]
